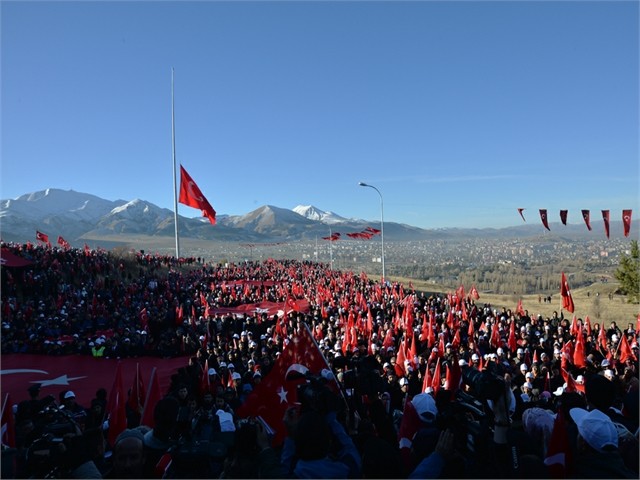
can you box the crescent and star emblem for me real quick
[187,181,204,202]
[0,369,87,387]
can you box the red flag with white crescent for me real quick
[581,209,592,231]
[179,165,217,224]
[622,210,632,237]
[601,210,610,239]
[560,210,568,226]
[517,208,526,222]
[560,272,575,313]
[539,209,550,231]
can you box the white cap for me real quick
[569,408,618,453]
[232,372,241,380]
[471,353,479,361]
[399,377,408,386]
[64,391,76,399]
[520,363,528,371]
[208,368,217,375]
[459,359,468,367]
[497,348,504,355]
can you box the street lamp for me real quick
[358,181,385,283]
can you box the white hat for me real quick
[604,369,614,379]
[553,386,564,396]
[216,410,236,432]
[227,363,235,369]
[600,359,610,367]
[64,391,76,399]
[569,408,618,453]
[399,377,408,386]
[232,372,241,380]
[497,348,504,355]
[411,393,438,423]
[459,359,468,367]
[208,368,217,376]
[611,334,618,343]
[471,353,479,361]
[525,372,534,379]
[576,375,584,384]
[520,363,528,371]
[523,382,533,390]
[517,348,524,354]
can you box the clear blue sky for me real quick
[2,1,638,229]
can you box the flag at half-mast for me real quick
[179,165,217,225]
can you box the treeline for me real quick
[390,262,605,295]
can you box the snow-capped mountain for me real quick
[2,188,423,244]
[293,205,349,224]
[0,188,126,222]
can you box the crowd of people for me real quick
[1,241,638,478]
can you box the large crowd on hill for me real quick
[1,241,638,479]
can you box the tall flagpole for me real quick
[172,68,180,258]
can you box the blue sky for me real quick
[2,1,638,229]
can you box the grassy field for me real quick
[390,276,639,325]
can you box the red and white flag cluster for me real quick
[519,209,632,237]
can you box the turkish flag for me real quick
[544,408,572,478]
[431,357,442,394]
[57,236,70,249]
[141,367,163,429]
[559,210,568,225]
[598,325,608,352]
[106,362,127,446]
[560,272,575,313]
[508,319,517,353]
[127,363,146,416]
[0,354,183,409]
[469,285,480,300]
[517,208,526,222]
[581,209,592,231]
[235,324,334,446]
[573,331,586,368]
[601,210,610,239]
[539,209,550,231]
[179,165,217,225]
[35,230,49,244]
[619,334,638,364]
[622,209,632,237]
[0,248,34,267]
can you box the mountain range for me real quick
[0,188,635,247]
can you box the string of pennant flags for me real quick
[322,226,381,241]
[518,208,633,238]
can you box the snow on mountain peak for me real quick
[293,205,348,224]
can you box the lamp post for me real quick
[358,182,385,283]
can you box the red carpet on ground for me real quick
[1,354,188,406]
